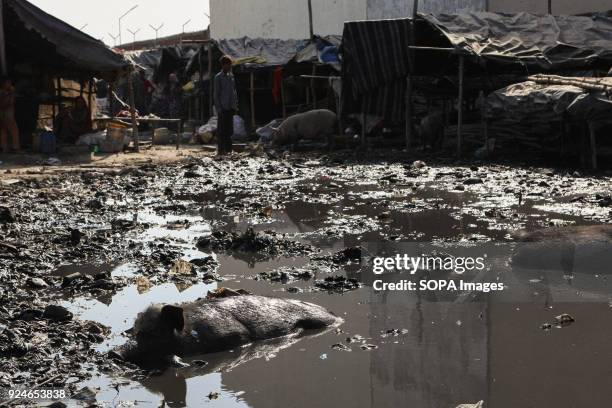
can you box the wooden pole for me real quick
[0,0,6,75]
[548,0,552,14]
[281,75,287,118]
[311,64,316,109]
[406,76,413,150]
[457,55,465,158]
[250,72,256,129]
[405,0,418,152]
[108,82,115,117]
[56,77,62,115]
[88,79,94,123]
[588,121,598,170]
[127,70,140,152]
[199,46,204,121]
[307,0,314,41]
[208,46,213,118]
[361,102,366,149]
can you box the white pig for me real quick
[272,109,337,148]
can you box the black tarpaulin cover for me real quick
[420,11,612,69]
[216,37,309,68]
[485,75,612,122]
[5,0,128,75]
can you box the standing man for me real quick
[214,55,238,156]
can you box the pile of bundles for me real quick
[482,74,612,152]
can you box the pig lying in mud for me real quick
[272,109,337,149]
[512,224,612,274]
[112,294,341,366]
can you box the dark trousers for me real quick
[217,110,234,155]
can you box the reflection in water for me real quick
[62,183,612,407]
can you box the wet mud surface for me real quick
[1,150,612,407]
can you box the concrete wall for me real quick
[488,0,611,14]
[210,0,366,40]
[367,0,486,19]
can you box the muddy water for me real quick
[62,181,612,408]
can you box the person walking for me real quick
[214,55,238,156]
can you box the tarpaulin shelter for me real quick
[211,36,341,128]
[341,10,612,154]
[1,0,128,80]
[485,74,612,168]
[0,0,129,147]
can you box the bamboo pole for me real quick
[361,102,366,149]
[199,46,204,121]
[405,0,418,152]
[56,77,62,115]
[529,74,612,95]
[250,72,256,129]
[208,46,213,117]
[457,55,465,157]
[406,76,413,150]
[480,91,489,156]
[0,0,6,75]
[281,75,287,118]
[407,46,454,51]
[588,121,598,170]
[127,70,140,152]
[311,65,317,109]
[88,79,94,124]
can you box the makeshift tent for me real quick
[0,0,129,147]
[214,36,341,70]
[342,11,612,121]
[484,75,612,168]
[420,12,612,71]
[2,0,128,80]
[211,36,341,127]
[485,75,612,123]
